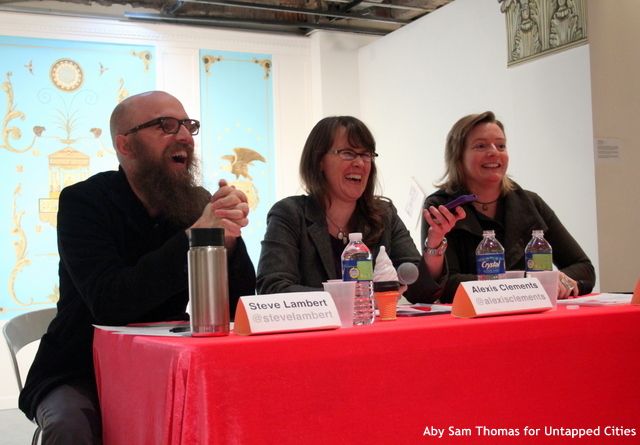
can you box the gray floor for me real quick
[0,408,37,445]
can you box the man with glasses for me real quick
[19,91,256,444]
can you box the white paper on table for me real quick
[396,303,452,315]
[93,324,194,337]
[556,293,632,306]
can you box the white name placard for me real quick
[452,278,552,318]
[234,292,341,335]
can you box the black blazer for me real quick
[422,184,595,302]
[20,168,256,419]
[257,195,443,302]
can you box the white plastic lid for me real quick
[348,232,362,242]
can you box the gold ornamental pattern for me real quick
[202,55,272,79]
[7,184,59,310]
[1,72,41,153]
[50,58,84,92]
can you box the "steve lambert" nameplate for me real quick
[452,278,553,318]
[233,292,341,335]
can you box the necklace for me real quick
[326,214,347,244]
[474,198,499,211]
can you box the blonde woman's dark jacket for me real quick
[421,183,595,302]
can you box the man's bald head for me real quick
[109,91,190,168]
[109,91,180,147]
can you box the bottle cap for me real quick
[348,232,363,242]
[188,228,225,247]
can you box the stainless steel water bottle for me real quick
[188,228,230,336]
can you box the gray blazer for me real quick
[257,195,442,303]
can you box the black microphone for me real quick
[397,263,419,285]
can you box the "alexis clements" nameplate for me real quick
[234,292,341,335]
[452,278,553,318]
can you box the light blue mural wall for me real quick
[199,50,275,270]
[0,36,155,320]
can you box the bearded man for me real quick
[19,91,256,444]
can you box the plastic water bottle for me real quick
[475,230,505,280]
[525,230,553,272]
[341,232,374,326]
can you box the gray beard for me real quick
[130,146,210,228]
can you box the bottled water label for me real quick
[341,233,374,325]
[525,253,553,271]
[342,259,373,281]
[476,253,505,276]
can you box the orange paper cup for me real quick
[375,290,399,321]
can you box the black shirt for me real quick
[19,168,256,419]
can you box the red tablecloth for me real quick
[94,305,640,445]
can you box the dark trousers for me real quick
[35,383,102,445]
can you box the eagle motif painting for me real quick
[221,147,266,180]
[221,147,266,209]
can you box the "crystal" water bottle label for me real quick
[476,254,505,276]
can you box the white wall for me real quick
[358,0,600,288]
[589,0,640,292]
[309,31,378,121]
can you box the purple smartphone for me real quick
[444,194,477,210]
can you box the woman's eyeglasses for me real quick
[330,149,378,162]
[124,117,200,136]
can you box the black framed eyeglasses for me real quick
[330,149,378,162]
[123,117,200,136]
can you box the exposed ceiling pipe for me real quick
[336,0,364,13]
[327,0,431,13]
[164,0,185,15]
[124,11,391,35]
